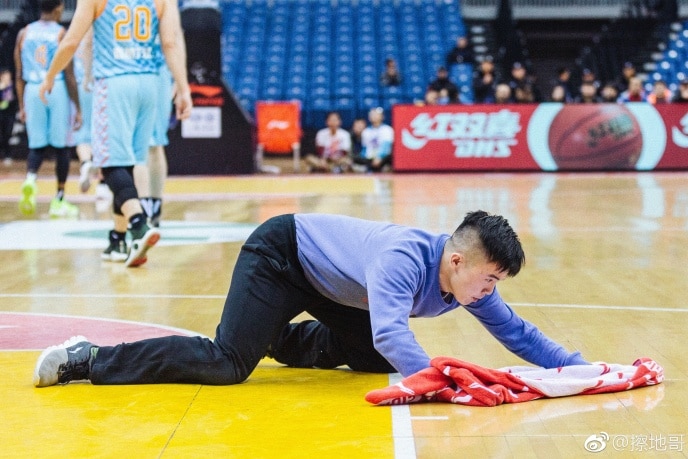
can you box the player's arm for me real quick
[60,28,81,128]
[463,289,588,368]
[40,0,97,102]
[81,26,94,91]
[159,0,192,120]
[13,28,26,122]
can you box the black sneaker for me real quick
[33,336,96,387]
[101,231,128,262]
[125,224,161,267]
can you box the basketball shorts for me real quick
[150,70,173,148]
[24,80,70,149]
[91,73,158,168]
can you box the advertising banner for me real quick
[392,103,688,172]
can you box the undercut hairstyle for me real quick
[451,210,525,276]
[40,0,63,13]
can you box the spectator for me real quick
[575,81,601,103]
[553,66,575,102]
[0,68,17,166]
[428,66,459,103]
[306,111,352,173]
[549,84,567,102]
[581,68,600,93]
[349,117,366,160]
[445,35,475,67]
[494,83,512,104]
[472,56,496,103]
[614,62,636,94]
[380,57,402,87]
[416,88,440,106]
[646,79,672,104]
[599,82,619,103]
[672,78,688,102]
[617,76,646,102]
[508,62,542,102]
[355,107,394,173]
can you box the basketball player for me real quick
[14,0,81,218]
[34,210,589,387]
[38,0,192,266]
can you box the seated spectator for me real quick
[549,85,567,102]
[445,35,475,67]
[349,117,366,159]
[581,68,601,93]
[599,82,619,103]
[473,56,496,103]
[418,88,440,106]
[428,66,459,103]
[494,83,512,103]
[673,78,688,102]
[553,66,575,102]
[617,76,646,102]
[614,61,636,93]
[646,79,672,104]
[380,57,402,87]
[306,111,352,173]
[354,108,394,173]
[575,81,601,103]
[508,62,542,102]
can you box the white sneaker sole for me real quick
[125,228,161,267]
[33,335,89,387]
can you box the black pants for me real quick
[91,214,395,385]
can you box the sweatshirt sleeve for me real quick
[365,255,433,377]
[462,289,588,368]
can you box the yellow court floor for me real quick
[0,168,687,458]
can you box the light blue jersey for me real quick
[21,20,64,84]
[93,0,161,78]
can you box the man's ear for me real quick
[451,251,465,269]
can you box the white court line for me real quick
[389,373,417,459]
[510,302,688,313]
[0,293,225,300]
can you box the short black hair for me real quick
[453,210,525,276]
[40,0,63,13]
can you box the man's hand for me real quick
[174,87,192,120]
[39,76,55,105]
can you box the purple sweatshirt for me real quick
[295,214,586,377]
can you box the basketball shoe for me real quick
[49,198,79,218]
[101,230,128,262]
[19,178,37,215]
[34,336,97,387]
[125,224,160,267]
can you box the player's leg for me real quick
[75,86,93,193]
[47,80,78,217]
[19,83,48,215]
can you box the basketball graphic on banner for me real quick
[547,105,643,170]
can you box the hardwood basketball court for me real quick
[0,167,686,457]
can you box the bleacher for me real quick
[650,22,688,91]
[220,0,471,129]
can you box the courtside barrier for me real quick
[392,102,688,171]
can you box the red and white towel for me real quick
[365,357,663,407]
